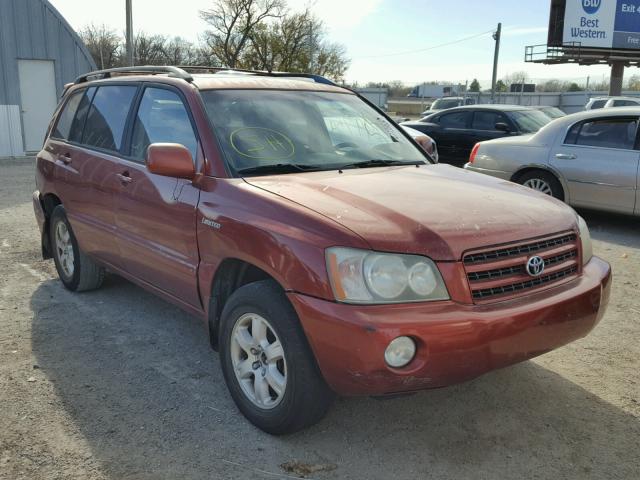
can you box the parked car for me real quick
[586,96,640,110]
[402,125,438,162]
[420,96,475,116]
[402,105,552,167]
[465,107,640,215]
[34,66,611,435]
[585,97,609,110]
[534,105,566,119]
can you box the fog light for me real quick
[384,336,416,368]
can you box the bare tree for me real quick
[134,32,168,65]
[78,24,122,69]
[199,0,284,68]
[163,37,199,65]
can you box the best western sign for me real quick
[563,0,640,49]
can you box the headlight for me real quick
[326,247,449,304]
[577,216,592,265]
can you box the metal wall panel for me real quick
[0,105,24,157]
[0,0,96,156]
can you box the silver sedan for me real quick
[464,107,640,215]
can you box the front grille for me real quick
[464,234,576,265]
[464,233,580,303]
[472,266,578,300]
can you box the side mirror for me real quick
[494,122,511,133]
[146,143,195,179]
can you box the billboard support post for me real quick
[609,62,624,96]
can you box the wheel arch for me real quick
[511,165,570,203]
[40,193,63,259]
[206,258,283,351]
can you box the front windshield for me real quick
[201,90,427,175]
[510,110,553,133]
[432,98,461,110]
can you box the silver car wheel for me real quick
[54,221,75,277]
[523,178,553,195]
[230,313,287,409]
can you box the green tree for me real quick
[469,78,480,92]
[495,80,507,92]
[566,82,584,92]
[244,7,348,80]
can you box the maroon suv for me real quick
[33,66,611,434]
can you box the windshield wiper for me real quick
[237,163,324,176]
[338,159,425,170]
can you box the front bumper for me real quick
[289,256,611,396]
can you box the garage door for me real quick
[18,60,58,153]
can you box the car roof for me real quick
[429,104,536,113]
[69,69,351,94]
[190,74,350,93]
[561,106,640,120]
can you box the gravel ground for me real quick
[1,158,639,480]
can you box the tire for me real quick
[50,206,104,292]
[517,170,564,200]
[219,280,334,434]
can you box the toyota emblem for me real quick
[526,256,545,277]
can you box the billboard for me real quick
[562,0,640,50]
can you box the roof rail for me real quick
[176,66,338,86]
[74,66,193,84]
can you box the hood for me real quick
[245,164,578,261]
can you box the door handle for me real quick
[116,172,132,185]
[58,152,72,165]
[555,153,577,160]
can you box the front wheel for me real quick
[219,280,334,434]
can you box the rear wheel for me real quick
[517,170,564,200]
[219,280,334,434]
[50,206,104,292]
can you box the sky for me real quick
[48,0,634,87]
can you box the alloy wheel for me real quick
[230,313,287,409]
[523,178,553,195]
[55,221,75,278]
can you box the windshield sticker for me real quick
[230,127,295,159]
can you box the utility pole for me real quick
[490,22,502,104]
[125,0,134,66]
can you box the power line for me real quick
[355,29,495,60]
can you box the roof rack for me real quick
[176,66,338,86]
[74,66,193,84]
[73,65,339,88]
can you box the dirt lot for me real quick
[1,157,639,480]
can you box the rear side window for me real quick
[590,100,606,109]
[438,111,469,128]
[82,85,137,152]
[471,111,507,131]
[53,92,83,139]
[52,88,97,142]
[565,117,639,150]
[131,87,197,160]
[612,99,639,107]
